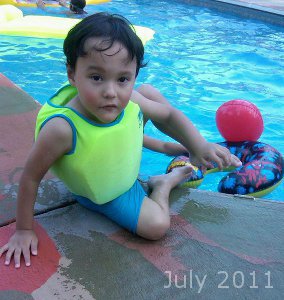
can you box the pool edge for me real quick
[180,0,284,26]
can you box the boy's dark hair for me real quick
[70,0,86,14]
[63,12,146,77]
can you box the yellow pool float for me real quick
[0,5,155,44]
[0,0,109,7]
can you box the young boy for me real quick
[0,13,240,268]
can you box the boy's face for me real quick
[68,38,137,124]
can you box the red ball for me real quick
[216,99,264,142]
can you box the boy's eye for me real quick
[91,75,102,81]
[118,77,129,83]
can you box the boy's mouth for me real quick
[101,105,117,111]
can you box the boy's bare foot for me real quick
[148,166,192,191]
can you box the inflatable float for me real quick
[167,141,284,198]
[0,5,155,43]
[167,100,283,198]
[0,0,109,8]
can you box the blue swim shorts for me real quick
[75,180,146,234]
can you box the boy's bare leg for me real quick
[137,84,186,155]
[136,166,192,240]
[136,84,170,106]
[135,84,179,142]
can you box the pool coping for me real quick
[181,0,284,26]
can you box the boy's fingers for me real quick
[231,154,242,167]
[224,154,231,167]
[216,156,227,168]
[31,238,38,256]
[4,248,14,266]
[14,248,22,268]
[0,244,8,257]
[217,148,231,167]
[23,248,31,267]
[202,157,220,169]
[202,151,223,169]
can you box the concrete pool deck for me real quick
[0,1,284,299]
[1,73,284,298]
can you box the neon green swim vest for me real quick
[35,85,144,204]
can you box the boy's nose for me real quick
[103,82,116,98]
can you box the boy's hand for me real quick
[193,142,242,170]
[0,230,38,268]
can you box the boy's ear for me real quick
[67,65,76,86]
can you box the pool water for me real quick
[1,0,284,201]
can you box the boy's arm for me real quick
[132,91,234,169]
[0,118,73,268]
[143,135,188,156]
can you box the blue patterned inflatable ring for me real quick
[166,141,284,197]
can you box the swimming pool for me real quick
[1,0,284,200]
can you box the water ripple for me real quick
[1,0,283,200]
